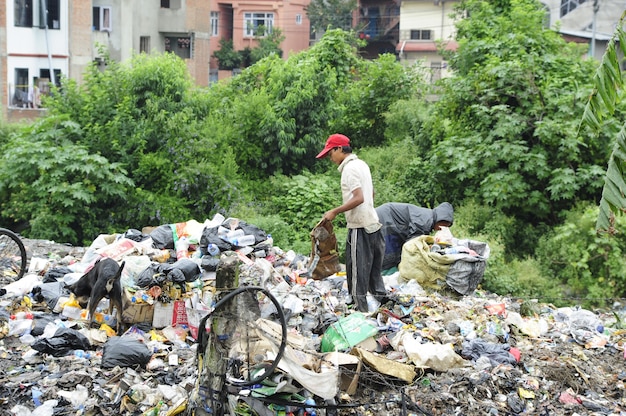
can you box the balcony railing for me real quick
[357,13,400,41]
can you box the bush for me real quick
[536,203,626,308]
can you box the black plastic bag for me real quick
[136,263,165,288]
[162,259,201,282]
[123,228,150,243]
[200,226,233,253]
[201,257,220,272]
[43,266,73,283]
[150,225,176,249]
[31,314,57,336]
[101,336,153,368]
[33,281,69,309]
[32,327,91,357]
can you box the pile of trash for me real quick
[1,215,625,416]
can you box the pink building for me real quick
[209,0,312,81]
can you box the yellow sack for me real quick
[398,235,456,290]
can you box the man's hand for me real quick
[322,187,364,223]
[323,209,338,222]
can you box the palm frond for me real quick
[578,12,626,233]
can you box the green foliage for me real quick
[0,116,133,243]
[577,12,626,232]
[214,29,413,180]
[213,39,242,70]
[422,0,610,231]
[306,0,356,35]
[359,141,426,206]
[250,27,285,64]
[330,54,425,147]
[270,172,342,234]
[7,52,242,243]
[536,203,626,308]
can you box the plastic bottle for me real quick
[232,234,255,247]
[226,229,245,242]
[266,234,273,247]
[207,243,220,257]
[176,236,190,260]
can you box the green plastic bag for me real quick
[321,312,379,352]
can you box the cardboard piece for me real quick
[323,351,362,395]
[351,347,416,384]
[122,289,154,324]
[152,301,175,329]
[172,300,188,326]
[186,306,210,340]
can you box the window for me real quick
[93,6,112,31]
[40,68,62,88]
[410,30,432,40]
[560,0,587,17]
[140,36,151,53]
[15,0,33,27]
[40,0,60,30]
[244,12,273,37]
[13,68,29,107]
[430,62,442,83]
[211,11,219,37]
[165,36,191,59]
[296,14,302,25]
[161,0,181,9]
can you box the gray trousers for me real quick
[346,227,386,312]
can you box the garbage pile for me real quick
[1,215,625,416]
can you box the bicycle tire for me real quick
[190,285,288,415]
[0,228,27,281]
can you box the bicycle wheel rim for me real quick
[200,286,287,387]
[0,228,27,281]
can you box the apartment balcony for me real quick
[158,5,187,33]
[356,6,400,42]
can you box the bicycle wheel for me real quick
[189,285,287,416]
[0,228,27,281]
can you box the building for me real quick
[1,0,85,122]
[0,0,212,122]
[394,0,458,81]
[393,0,624,81]
[1,0,623,122]
[542,0,625,62]
[208,0,311,82]
[356,0,400,59]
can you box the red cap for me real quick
[316,134,350,159]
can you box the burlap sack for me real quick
[309,219,341,280]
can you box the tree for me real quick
[579,11,626,233]
[213,39,242,70]
[5,52,242,244]
[306,0,356,36]
[0,116,133,243]
[424,0,612,229]
[250,27,285,64]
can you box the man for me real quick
[316,133,387,312]
[376,202,454,270]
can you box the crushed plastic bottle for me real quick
[231,234,256,247]
[207,243,220,257]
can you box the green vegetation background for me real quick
[2,0,626,309]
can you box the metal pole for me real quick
[40,0,56,86]
[590,0,599,58]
